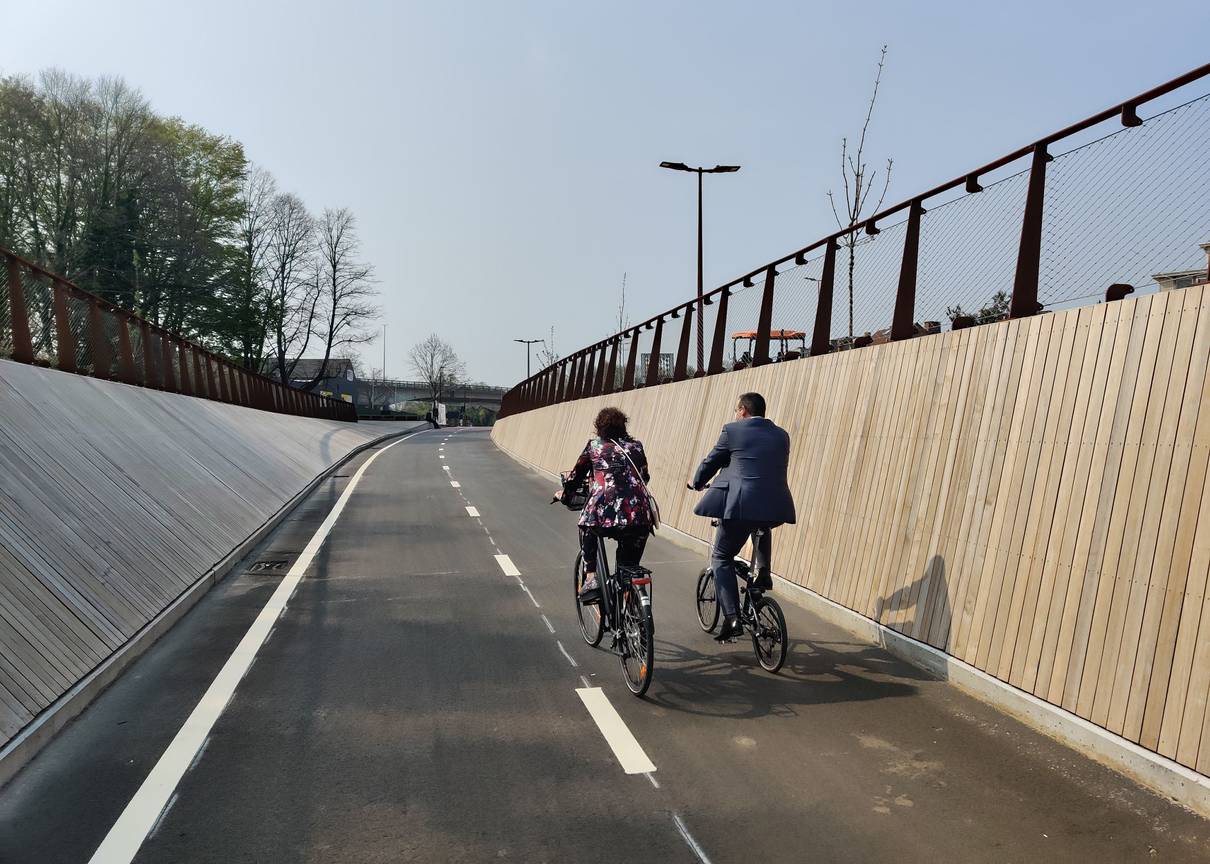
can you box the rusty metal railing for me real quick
[0,246,357,422]
[500,60,1210,419]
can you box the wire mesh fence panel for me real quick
[100,308,121,379]
[720,280,763,369]
[631,325,657,387]
[144,330,163,388]
[771,254,824,359]
[66,294,92,373]
[128,321,145,384]
[915,169,1031,331]
[835,219,909,347]
[1040,92,1210,311]
[22,270,58,366]
[0,263,12,359]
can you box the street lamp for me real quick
[514,338,541,378]
[660,162,740,373]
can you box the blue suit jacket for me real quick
[691,417,796,524]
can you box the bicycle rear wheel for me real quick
[619,587,654,696]
[750,595,788,673]
[574,552,605,646]
[695,568,719,633]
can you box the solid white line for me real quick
[86,430,426,864]
[450,481,461,488]
[494,554,521,577]
[556,640,578,667]
[465,506,480,517]
[576,687,655,774]
[672,813,713,864]
[541,614,555,634]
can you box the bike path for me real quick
[450,429,1210,863]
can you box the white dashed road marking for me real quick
[556,640,578,667]
[493,554,521,577]
[450,481,461,488]
[576,687,656,774]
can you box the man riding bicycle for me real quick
[689,392,795,641]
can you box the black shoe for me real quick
[715,615,743,642]
[754,572,773,591]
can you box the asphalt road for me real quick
[1,428,1208,863]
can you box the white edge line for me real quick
[86,430,425,864]
[575,687,655,774]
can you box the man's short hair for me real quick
[738,392,766,417]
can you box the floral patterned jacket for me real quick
[567,437,654,530]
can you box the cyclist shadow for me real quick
[646,633,924,721]
[872,554,951,682]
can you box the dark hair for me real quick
[738,392,766,417]
[594,407,629,439]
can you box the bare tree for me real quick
[536,325,558,369]
[409,333,466,409]
[264,192,319,383]
[301,207,378,390]
[231,164,276,367]
[616,271,629,334]
[827,45,894,340]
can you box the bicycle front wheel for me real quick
[751,595,788,673]
[695,568,719,633]
[619,588,654,696]
[574,552,605,647]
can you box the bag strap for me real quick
[610,438,651,495]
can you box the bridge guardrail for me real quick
[500,61,1210,418]
[0,246,357,422]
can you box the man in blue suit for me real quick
[690,392,796,641]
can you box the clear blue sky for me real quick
[5,0,1208,385]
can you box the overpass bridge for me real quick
[356,377,507,413]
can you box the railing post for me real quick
[88,301,112,379]
[593,343,608,395]
[205,353,219,400]
[622,330,639,391]
[6,256,33,364]
[117,315,137,383]
[891,200,925,341]
[752,266,776,367]
[53,281,76,372]
[575,353,587,399]
[603,338,619,394]
[192,349,206,397]
[708,288,730,374]
[645,318,664,385]
[142,322,158,387]
[673,304,692,381]
[810,240,837,356]
[1011,143,1050,320]
[160,332,177,391]
[177,341,193,395]
[583,350,597,398]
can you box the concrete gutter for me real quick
[0,423,427,789]
[492,436,1210,821]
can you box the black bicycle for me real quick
[573,532,655,697]
[693,522,789,673]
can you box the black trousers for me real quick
[580,526,649,572]
[711,520,774,617]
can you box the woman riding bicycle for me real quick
[558,407,655,604]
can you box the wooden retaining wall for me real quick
[493,283,1210,777]
[0,359,393,752]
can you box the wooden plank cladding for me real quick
[492,283,1210,777]
[0,358,395,754]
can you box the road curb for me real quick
[491,436,1210,821]
[0,423,427,790]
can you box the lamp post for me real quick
[659,162,740,373]
[514,338,541,379]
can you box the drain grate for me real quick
[248,559,288,572]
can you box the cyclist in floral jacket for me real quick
[560,407,655,603]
